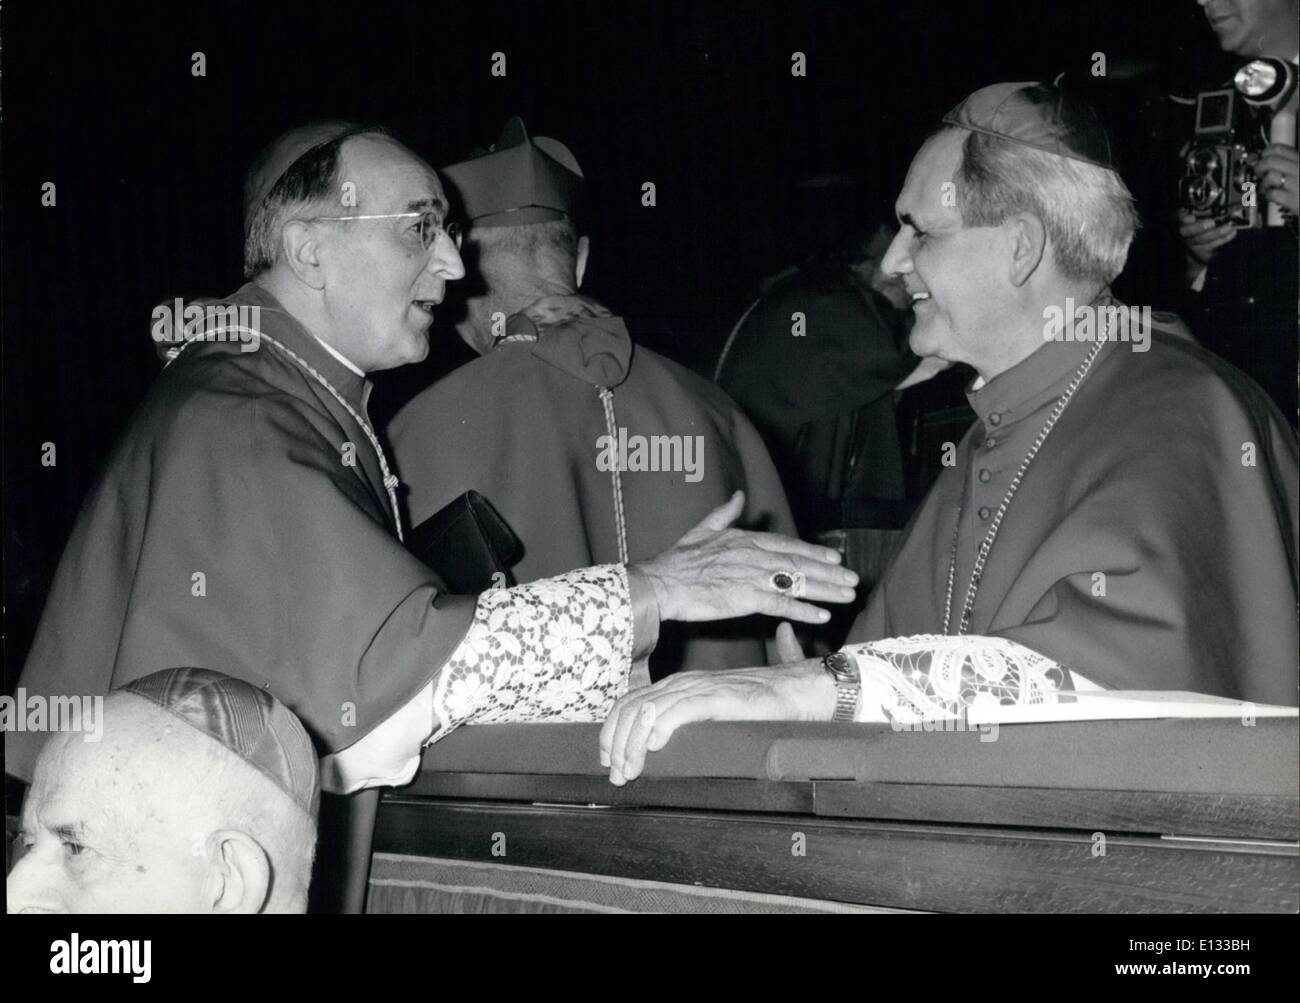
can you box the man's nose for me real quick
[427,232,466,281]
[880,228,912,278]
[5,854,67,914]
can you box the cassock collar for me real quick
[311,332,365,377]
[230,283,374,412]
[966,294,1121,426]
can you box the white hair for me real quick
[951,128,1139,284]
[472,219,578,264]
[471,219,581,295]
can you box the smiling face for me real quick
[1198,0,1300,57]
[313,135,466,371]
[7,703,220,913]
[881,129,1013,371]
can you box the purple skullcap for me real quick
[241,120,363,236]
[120,668,320,816]
[942,82,1118,172]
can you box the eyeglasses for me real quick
[308,211,463,251]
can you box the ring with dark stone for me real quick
[771,571,808,597]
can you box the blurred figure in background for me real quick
[715,175,964,622]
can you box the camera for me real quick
[1178,58,1297,229]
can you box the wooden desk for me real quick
[374,719,1299,913]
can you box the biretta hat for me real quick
[942,82,1118,171]
[441,116,584,227]
[120,668,320,816]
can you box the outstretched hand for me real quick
[630,492,858,627]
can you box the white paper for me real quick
[964,690,1299,725]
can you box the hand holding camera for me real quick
[1179,212,1238,272]
[1256,143,1299,215]
[1177,57,1297,283]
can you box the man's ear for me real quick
[280,219,327,290]
[205,830,272,914]
[1006,212,1046,287]
[575,235,590,289]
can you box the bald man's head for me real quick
[8,671,318,914]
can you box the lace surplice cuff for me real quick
[841,634,1070,726]
[430,563,635,740]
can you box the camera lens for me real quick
[1179,176,1219,210]
[1189,148,1221,174]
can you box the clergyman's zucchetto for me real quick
[121,667,320,815]
[943,81,1118,171]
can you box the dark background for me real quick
[2,0,1233,690]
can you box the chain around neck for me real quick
[942,335,1107,635]
[165,330,405,543]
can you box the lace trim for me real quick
[843,634,1068,725]
[430,564,634,739]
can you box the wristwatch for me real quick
[821,651,862,722]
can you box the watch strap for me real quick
[822,651,862,723]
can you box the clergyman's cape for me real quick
[389,311,796,674]
[850,321,1299,705]
[6,284,477,781]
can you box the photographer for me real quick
[1179,0,1298,418]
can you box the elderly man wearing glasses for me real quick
[6,121,858,795]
